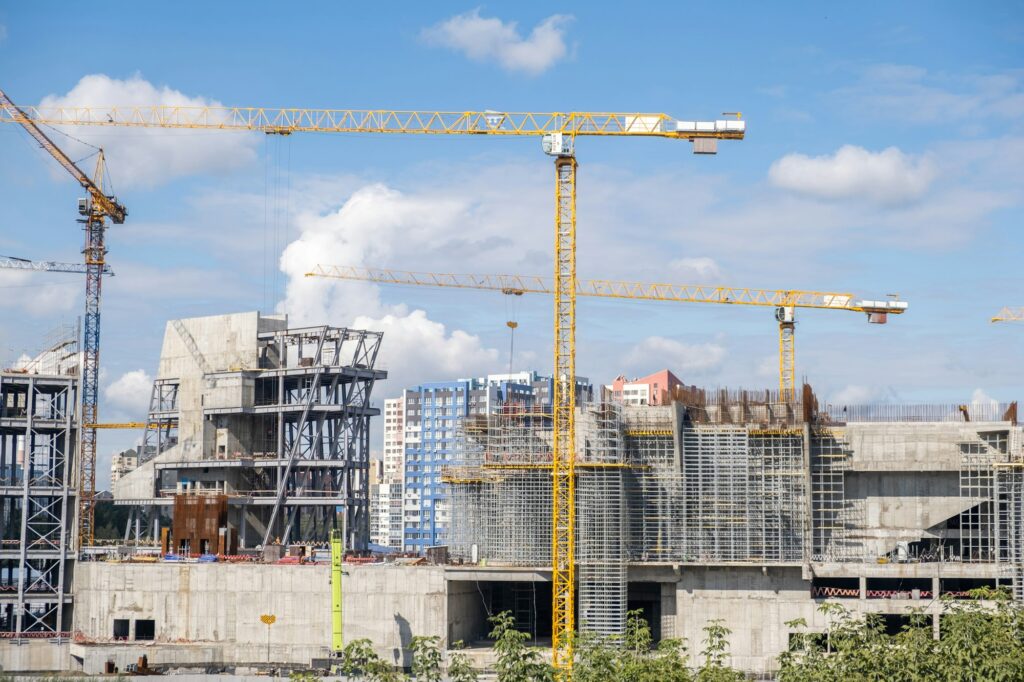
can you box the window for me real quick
[113,619,129,640]
[134,619,155,641]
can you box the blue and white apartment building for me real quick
[400,371,592,553]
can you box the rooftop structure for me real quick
[113,311,386,551]
[607,369,685,406]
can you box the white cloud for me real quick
[769,145,936,205]
[278,183,504,393]
[970,388,999,410]
[836,65,1024,124]
[0,270,79,316]
[39,74,258,188]
[104,369,152,412]
[668,257,722,282]
[830,384,880,404]
[422,10,572,75]
[624,337,725,377]
[828,384,901,404]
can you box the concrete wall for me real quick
[0,640,70,673]
[69,562,448,673]
[674,566,810,675]
[845,470,969,556]
[844,422,1008,472]
[446,581,488,646]
[344,565,447,667]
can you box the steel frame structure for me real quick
[0,372,76,636]
[119,323,384,552]
[245,325,382,550]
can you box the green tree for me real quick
[338,638,400,682]
[694,620,744,682]
[777,590,1024,682]
[410,635,442,682]
[575,610,691,682]
[489,611,556,682]
[574,629,623,682]
[447,640,479,682]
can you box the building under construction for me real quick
[0,326,79,638]
[113,311,385,551]
[441,384,1024,664]
[0,316,1022,675]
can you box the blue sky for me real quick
[0,2,1021,485]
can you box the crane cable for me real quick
[504,289,523,375]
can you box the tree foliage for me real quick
[489,611,556,682]
[446,640,479,682]
[329,590,1024,681]
[576,609,692,682]
[779,588,1024,682]
[411,635,443,681]
[338,638,401,682]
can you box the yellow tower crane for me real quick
[992,307,1024,323]
[1,102,744,673]
[305,265,908,398]
[0,87,127,551]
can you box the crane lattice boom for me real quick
[0,256,113,275]
[992,307,1024,323]
[1,105,745,141]
[305,264,908,316]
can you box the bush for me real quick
[447,640,479,682]
[489,611,556,682]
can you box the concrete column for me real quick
[15,377,35,634]
[859,576,867,600]
[661,580,678,640]
[240,507,248,549]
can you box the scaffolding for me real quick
[679,424,806,562]
[450,399,808,570]
[447,405,552,566]
[576,402,626,637]
[810,427,854,561]
[624,406,682,562]
[749,429,805,562]
[959,444,999,563]
[996,467,1024,599]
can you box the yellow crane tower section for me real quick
[2,101,744,676]
[305,265,909,398]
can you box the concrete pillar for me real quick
[661,580,678,640]
[240,508,248,549]
[859,576,867,600]
[931,575,940,598]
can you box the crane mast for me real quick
[0,87,126,551]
